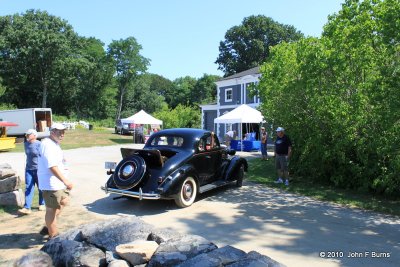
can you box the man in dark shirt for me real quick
[274,127,292,186]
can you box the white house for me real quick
[200,66,261,141]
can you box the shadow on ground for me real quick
[84,180,400,267]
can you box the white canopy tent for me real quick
[121,110,163,125]
[121,110,162,143]
[214,104,264,151]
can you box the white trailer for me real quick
[0,108,52,138]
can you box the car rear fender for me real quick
[159,164,198,196]
[224,156,248,181]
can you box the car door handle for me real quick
[205,156,211,159]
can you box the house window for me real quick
[225,88,233,102]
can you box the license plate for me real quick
[105,162,117,169]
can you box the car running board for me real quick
[199,180,232,194]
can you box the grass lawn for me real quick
[11,127,134,152]
[247,158,400,216]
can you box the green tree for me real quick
[258,0,400,196]
[122,74,166,117]
[0,9,81,108]
[191,74,220,105]
[0,77,16,110]
[107,37,149,119]
[146,73,175,100]
[215,15,304,76]
[71,37,116,119]
[170,76,197,108]
[154,104,201,129]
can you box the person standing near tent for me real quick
[260,127,268,160]
[274,127,292,186]
[225,130,236,147]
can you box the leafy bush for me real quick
[258,0,400,196]
[154,104,201,129]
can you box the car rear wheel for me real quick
[236,164,244,187]
[113,155,146,190]
[174,176,197,208]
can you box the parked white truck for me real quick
[0,108,52,138]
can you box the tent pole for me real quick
[133,123,136,144]
[240,122,243,152]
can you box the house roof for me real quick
[219,66,260,81]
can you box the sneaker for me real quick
[285,179,289,186]
[38,205,46,211]
[39,226,49,235]
[18,208,31,215]
[274,178,283,184]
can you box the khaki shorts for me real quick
[42,189,70,209]
[275,155,289,171]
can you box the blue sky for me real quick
[0,0,345,80]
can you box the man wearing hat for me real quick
[18,129,45,215]
[38,123,73,238]
[274,127,292,186]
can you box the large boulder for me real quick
[0,164,23,207]
[116,240,159,265]
[77,216,154,252]
[147,235,218,267]
[13,251,53,267]
[0,175,21,193]
[176,245,248,267]
[0,189,24,207]
[0,164,15,178]
[34,216,285,267]
[41,238,106,267]
[226,251,284,267]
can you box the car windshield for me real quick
[149,135,184,147]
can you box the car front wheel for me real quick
[174,176,197,208]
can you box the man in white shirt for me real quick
[224,130,236,147]
[38,123,73,238]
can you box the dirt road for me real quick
[1,144,399,267]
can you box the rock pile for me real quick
[30,216,284,267]
[0,163,24,207]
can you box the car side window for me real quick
[198,133,220,151]
[198,139,206,152]
[205,136,213,150]
[150,135,184,147]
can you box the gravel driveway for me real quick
[1,144,399,267]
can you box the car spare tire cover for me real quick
[113,155,147,190]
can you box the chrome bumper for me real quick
[101,185,161,200]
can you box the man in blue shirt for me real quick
[18,129,45,215]
[274,127,292,186]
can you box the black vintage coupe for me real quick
[102,128,248,207]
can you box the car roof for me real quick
[146,128,211,149]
